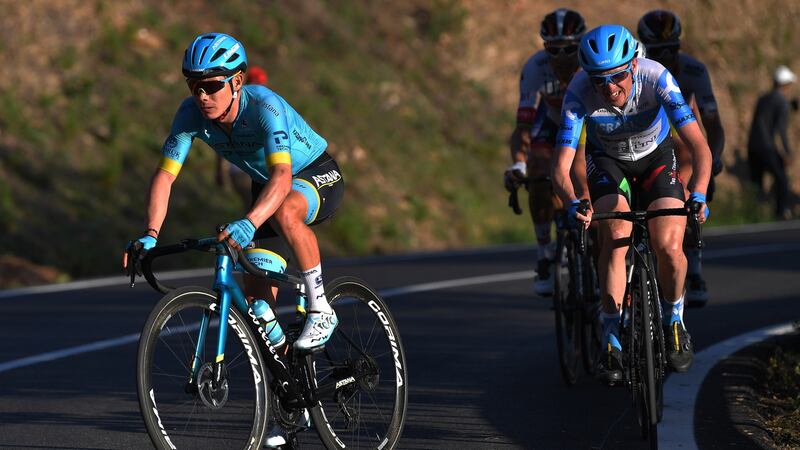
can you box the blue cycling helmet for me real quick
[578,25,637,72]
[182,33,248,79]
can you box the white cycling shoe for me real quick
[294,310,338,350]
[263,410,311,448]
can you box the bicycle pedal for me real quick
[294,344,326,355]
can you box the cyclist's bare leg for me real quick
[647,197,688,304]
[244,275,279,308]
[673,136,693,200]
[527,142,556,249]
[273,191,319,271]
[593,194,632,314]
[273,190,336,348]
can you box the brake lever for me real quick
[127,241,144,288]
[509,187,522,215]
[577,199,590,255]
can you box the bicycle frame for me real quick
[138,237,319,410]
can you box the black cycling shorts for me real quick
[586,138,685,209]
[249,151,344,264]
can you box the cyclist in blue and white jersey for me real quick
[123,33,342,353]
[504,8,587,295]
[551,25,712,381]
[638,10,726,307]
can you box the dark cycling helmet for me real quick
[637,10,682,45]
[182,33,248,79]
[578,25,637,72]
[540,8,586,42]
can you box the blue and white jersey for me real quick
[159,85,327,182]
[556,58,696,161]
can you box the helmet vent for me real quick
[622,41,629,57]
[226,53,240,64]
[588,39,599,54]
[211,48,226,62]
[607,34,616,50]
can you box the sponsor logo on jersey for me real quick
[164,136,178,151]
[292,129,313,150]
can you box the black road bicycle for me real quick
[552,200,603,385]
[128,235,408,449]
[591,203,703,450]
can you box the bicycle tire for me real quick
[553,236,580,385]
[580,248,602,375]
[137,286,270,450]
[645,254,666,424]
[638,266,659,447]
[303,277,408,450]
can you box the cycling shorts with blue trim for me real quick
[249,151,344,264]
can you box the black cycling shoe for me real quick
[665,321,694,372]
[686,274,709,308]
[596,345,624,386]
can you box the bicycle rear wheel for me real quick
[553,236,580,385]
[137,287,269,450]
[301,277,408,449]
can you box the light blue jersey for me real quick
[159,85,327,182]
[556,58,696,161]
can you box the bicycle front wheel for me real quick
[303,277,408,450]
[137,287,270,450]
[553,236,580,385]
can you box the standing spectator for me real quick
[216,65,270,208]
[747,65,796,220]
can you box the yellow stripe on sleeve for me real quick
[578,126,586,146]
[158,157,183,176]
[268,152,292,167]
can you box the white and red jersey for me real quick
[516,50,569,126]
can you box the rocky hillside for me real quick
[0,0,798,285]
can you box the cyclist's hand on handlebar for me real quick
[218,217,256,250]
[505,161,527,181]
[567,199,591,229]
[123,234,157,274]
[686,192,709,224]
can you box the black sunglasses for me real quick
[186,72,238,96]
[545,44,579,57]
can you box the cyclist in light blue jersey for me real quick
[124,33,342,354]
[551,25,712,381]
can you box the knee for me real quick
[273,202,305,233]
[655,241,685,267]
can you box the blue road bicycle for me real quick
[128,234,408,449]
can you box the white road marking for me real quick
[659,322,798,449]
[0,271,534,374]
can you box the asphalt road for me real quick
[1,223,799,449]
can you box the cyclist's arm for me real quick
[674,121,711,195]
[509,126,531,164]
[571,127,589,200]
[510,64,540,164]
[144,168,177,236]
[245,100,294,228]
[246,163,292,228]
[701,111,725,164]
[658,70,710,194]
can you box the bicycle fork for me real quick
[185,253,317,409]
